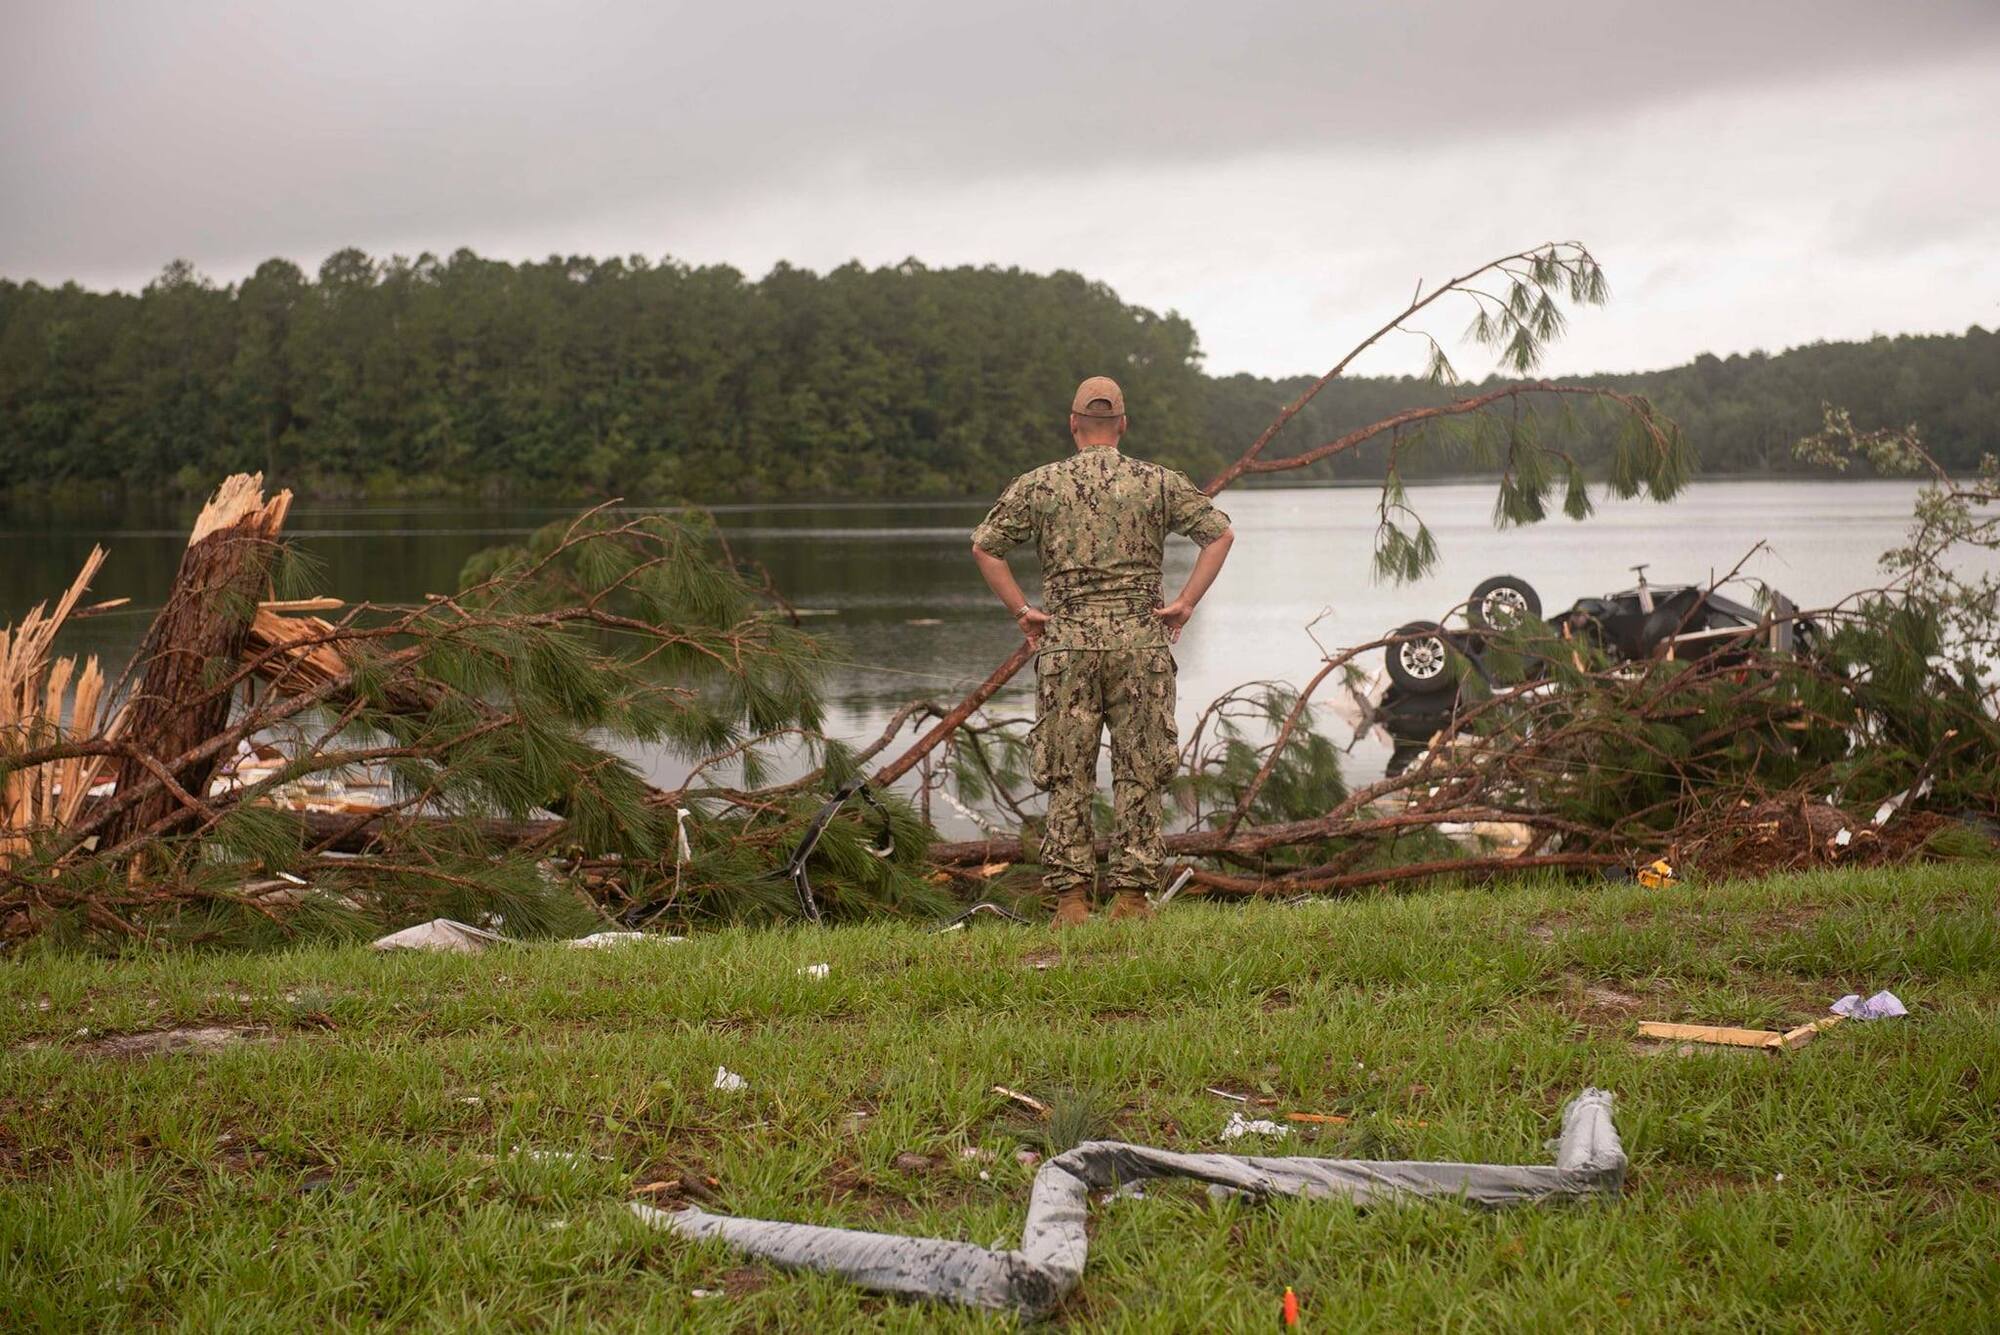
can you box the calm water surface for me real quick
[4,480,1980,817]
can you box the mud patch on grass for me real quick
[75,1024,272,1057]
[1555,973,1664,1030]
[1526,912,1576,944]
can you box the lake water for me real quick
[4,480,1981,822]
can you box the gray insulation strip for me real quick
[632,1087,1625,1318]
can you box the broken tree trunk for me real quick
[104,475,292,848]
[1,548,112,867]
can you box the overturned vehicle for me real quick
[1370,567,1820,773]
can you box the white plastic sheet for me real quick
[635,1087,1626,1318]
[566,931,684,949]
[368,918,510,953]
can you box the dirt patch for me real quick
[1555,974,1662,1030]
[1526,912,1576,943]
[80,1024,271,1057]
[1020,949,1061,971]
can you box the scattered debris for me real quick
[635,1088,1627,1319]
[511,1147,611,1164]
[1149,866,1196,909]
[1636,1016,1845,1052]
[566,931,683,949]
[1636,858,1678,889]
[1014,1149,1041,1168]
[1221,1112,1291,1141]
[798,963,830,979]
[712,1067,748,1092]
[1873,774,1938,828]
[1831,990,1908,1020]
[369,918,511,953]
[935,901,1031,932]
[992,1085,1048,1117]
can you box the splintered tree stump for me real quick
[105,475,293,848]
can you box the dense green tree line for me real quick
[1,249,1993,501]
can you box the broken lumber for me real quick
[1636,1017,1846,1052]
[1635,1021,1784,1050]
[1778,1015,1844,1049]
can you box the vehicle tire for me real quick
[1467,575,1542,630]
[1385,620,1457,694]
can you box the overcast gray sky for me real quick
[4,0,1997,377]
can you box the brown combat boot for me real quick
[1050,886,1091,928]
[1107,889,1154,922]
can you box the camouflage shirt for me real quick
[972,447,1231,651]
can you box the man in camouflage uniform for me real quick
[971,376,1235,925]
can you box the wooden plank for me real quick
[1636,1021,1783,1050]
[1779,1015,1845,1049]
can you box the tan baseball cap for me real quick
[1070,375,1126,418]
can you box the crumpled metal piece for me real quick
[634,1088,1625,1318]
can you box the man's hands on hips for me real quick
[1016,606,1049,648]
[1153,598,1193,643]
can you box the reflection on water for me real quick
[6,480,1983,821]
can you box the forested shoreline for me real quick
[2,249,1993,502]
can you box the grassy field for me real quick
[3,863,1998,1331]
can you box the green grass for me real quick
[3,864,1998,1331]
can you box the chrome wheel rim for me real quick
[1398,636,1448,681]
[1482,587,1530,626]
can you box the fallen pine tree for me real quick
[1,241,1994,947]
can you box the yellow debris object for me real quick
[1637,858,1678,889]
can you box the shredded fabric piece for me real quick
[633,1087,1625,1318]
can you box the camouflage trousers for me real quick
[1030,646,1179,895]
